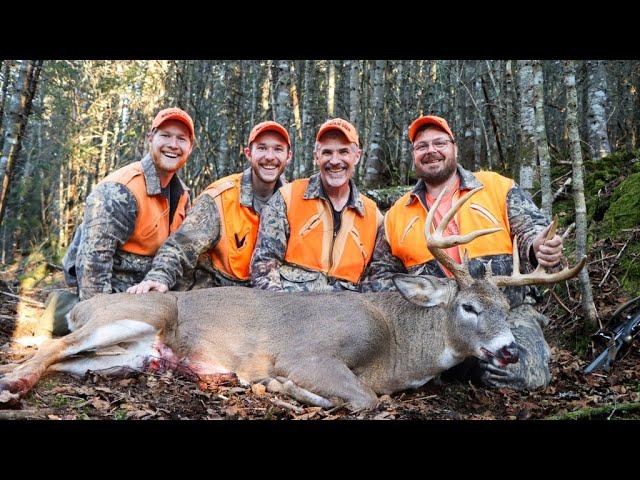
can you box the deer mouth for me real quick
[480,346,518,368]
[480,347,518,368]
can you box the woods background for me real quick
[0,60,638,310]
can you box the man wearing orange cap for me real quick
[251,118,382,292]
[363,114,565,390]
[59,108,194,304]
[127,121,292,294]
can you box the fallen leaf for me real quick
[47,414,61,420]
[251,384,266,396]
[90,397,111,411]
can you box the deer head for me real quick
[393,186,586,368]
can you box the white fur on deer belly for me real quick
[52,339,156,376]
[64,319,158,356]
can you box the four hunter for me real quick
[60,106,568,393]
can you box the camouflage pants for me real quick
[441,304,551,390]
[35,289,79,337]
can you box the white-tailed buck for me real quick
[0,188,585,410]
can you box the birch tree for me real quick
[517,60,536,197]
[564,60,598,329]
[362,60,386,188]
[532,60,553,217]
[586,60,611,159]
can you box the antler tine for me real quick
[427,187,504,249]
[492,233,587,287]
[425,186,502,286]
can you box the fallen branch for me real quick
[545,402,640,420]
[0,408,55,420]
[271,398,304,414]
[0,291,45,308]
[599,240,629,288]
[550,290,572,315]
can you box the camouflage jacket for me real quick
[251,173,378,292]
[362,165,550,307]
[144,167,285,291]
[62,154,190,301]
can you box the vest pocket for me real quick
[400,216,420,244]
[279,265,320,291]
[298,213,323,238]
[349,229,368,262]
[470,203,499,225]
[139,205,169,238]
[139,222,160,239]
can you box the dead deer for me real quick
[0,187,585,410]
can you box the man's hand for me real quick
[532,222,563,269]
[126,280,169,295]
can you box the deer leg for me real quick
[274,356,379,410]
[0,319,158,397]
[263,376,334,408]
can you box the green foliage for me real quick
[620,241,640,296]
[601,171,640,235]
[18,250,49,291]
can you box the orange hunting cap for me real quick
[248,121,291,147]
[408,115,455,143]
[152,107,195,140]
[316,118,360,147]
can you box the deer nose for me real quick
[499,343,519,364]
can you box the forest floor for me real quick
[0,237,639,421]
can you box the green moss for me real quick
[601,172,640,236]
[620,241,640,296]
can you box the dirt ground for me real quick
[1,243,639,421]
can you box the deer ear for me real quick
[392,274,455,307]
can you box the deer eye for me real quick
[462,304,478,315]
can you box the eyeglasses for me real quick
[412,138,454,153]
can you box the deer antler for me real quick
[491,217,587,287]
[425,186,503,287]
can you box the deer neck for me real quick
[377,294,465,386]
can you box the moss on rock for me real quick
[601,172,640,236]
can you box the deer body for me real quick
[0,281,515,410]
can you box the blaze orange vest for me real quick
[202,173,259,281]
[385,171,514,269]
[101,162,189,256]
[281,179,381,283]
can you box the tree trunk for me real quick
[348,60,360,129]
[301,60,315,177]
[0,60,14,143]
[362,60,386,188]
[517,60,536,197]
[327,60,335,118]
[532,60,553,217]
[564,60,598,329]
[586,60,611,159]
[217,62,230,176]
[503,60,518,172]
[0,60,42,230]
